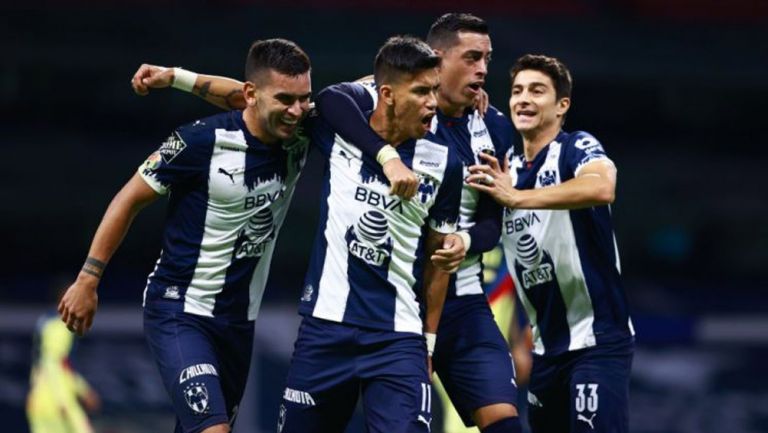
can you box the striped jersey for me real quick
[428,107,514,298]
[299,83,463,334]
[138,110,308,321]
[502,130,634,356]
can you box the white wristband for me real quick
[424,332,436,356]
[171,67,198,92]
[455,230,471,253]
[376,144,400,165]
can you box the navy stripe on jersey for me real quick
[140,110,308,320]
[503,130,633,356]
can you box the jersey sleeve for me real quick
[314,82,388,160]
[427,151,463,234]
[138,124,213,195]
[467,193,503,254]
[563,131,613,178]
[467,105,512,253]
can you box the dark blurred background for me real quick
[2,1,767,432]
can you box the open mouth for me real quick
[516,109,537,119]
[467,81,484,93]
[421,113,435,127]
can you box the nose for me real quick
[426,89,438,110]
[286,100,303,117]
[476,59,488,77]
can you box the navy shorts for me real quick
[432,294,518,426]
[527,337,634,433]
[277,316,432,433]
[143,306,254,433]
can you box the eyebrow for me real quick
[275,91,312,99]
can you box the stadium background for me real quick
[2,1,767,432]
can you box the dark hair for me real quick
[244,38,311,84]
[510,54,573,101]
[426,13,489,50]
[373,36,441,87]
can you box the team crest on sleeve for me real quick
[183,382,210,414]
[159,132,187,163]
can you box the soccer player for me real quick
[314,14,522,433]
[27,310,100,433]
[277,35,464,433]
[58,39,362,433]
[466,54,635,433]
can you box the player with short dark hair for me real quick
[278,35,464,433]
[467,53,634,433]
[58,38,383,433]
[315,13,522,433]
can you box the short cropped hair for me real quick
[244,38,311,84]
[510,54,573,101]
[426,13,489,50]
[373,36,441,87]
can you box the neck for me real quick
[242,108,278,145]
[370,105,410,146]
[437,92,468,118]
[521,125,561,161]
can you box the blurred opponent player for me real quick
[57,38,387,433]
[26,310,100,433]
[467,54,635,433]
[314,14,522,433]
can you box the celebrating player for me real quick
[58,38,382,433]
[466,54,634,433]
[315,13,522,433]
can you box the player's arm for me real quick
[131,64,246,110]
[58,174,159,336]
[315,83,419,200]
[467,153,616,209]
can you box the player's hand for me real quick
[131,63,174,96]
[466,152,519,208]
[474,88,489,117]
[430,233,466,273]
[58,275,99,336]
[383,158,419,200]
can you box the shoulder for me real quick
[417,134,462,179]
[174,111,239,147]
[562,130,603,150]
[483,105,513,131]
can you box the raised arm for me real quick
[315,82,420,200]
[131,64,246,110]
[58,174,159,336]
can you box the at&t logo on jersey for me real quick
[346,211,392,266]
[234,208,275,259]
[514,234,555,289]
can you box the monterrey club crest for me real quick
[184,382,210,414]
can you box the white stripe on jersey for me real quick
[503,141,597,354]
[312,133,451,334]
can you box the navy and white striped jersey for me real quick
[299,83,463,334]
[428,107,514,298]
[138,110,308,321]
[315,80,514,300]
[502,130,634,356]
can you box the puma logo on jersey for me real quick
[338,149,356,167]
[577,413,596,429]
[282,387,315,406]
[218,167,236,184]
